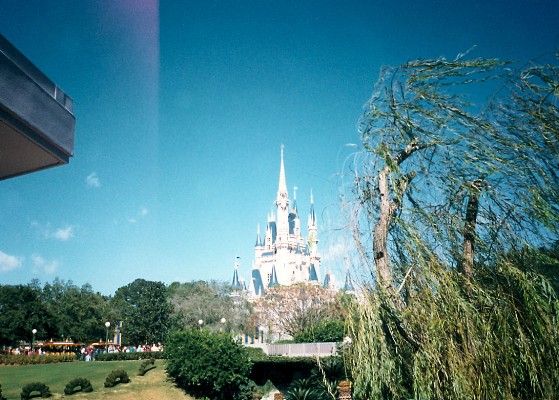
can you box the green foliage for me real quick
[0,384,6,400]
[0,353,76,365]
[293,319,345,343]
[138,358,156,376]
[168,280,252,333]
[284,386,322,400]
[347,261,559,399]
[0,284,48,347]
[112,279,175,345]
[282,358,349,400]
[95,350,165,361]
[165,329,254,400]
[348,54,559,399]
[0,279,110,347]
[103,369,130,388]
[250,357,328,387]
[507,243,559,295]
[40,278,109,343]
[20,382,51,399]
[63,377,93,395]
[245,346,267,361]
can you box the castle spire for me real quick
[308,189,316,227]
[277,144,288,199]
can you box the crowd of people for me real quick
[4,343,163,361]
[78,343,163,361]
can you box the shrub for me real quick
[103,370,130,388]
[166,329,255,400]
[0,353,75,365]
[138,358,155,376]
[64,377,93,395]
[20,382,51,399]
[293,319,345,343]
[95,351,165,361]
[0,383,6,400]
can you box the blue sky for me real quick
[1,0,557,295]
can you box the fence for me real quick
[264,342,337,357]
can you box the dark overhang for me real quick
[0,34,75,180]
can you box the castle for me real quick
[231,146,327,297]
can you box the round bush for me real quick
[20,382,51,399]
[104,370,130,388]
[64,377,93,395]
[166,329,255,400]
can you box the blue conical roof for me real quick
[252,269,265,296]
[309,263,318,282]
[268,265,280,287]
[343,270,355,292]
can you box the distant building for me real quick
[232,146,323,297]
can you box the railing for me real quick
[263,342,337,357]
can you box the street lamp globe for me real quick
[104,321,111,353]
[31,329,37,352]
[220,317,226,324]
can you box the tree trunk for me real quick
[374,168,394,289]
[460,179,483,282]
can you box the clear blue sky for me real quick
[1,1,557,295]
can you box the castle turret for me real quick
[275,145,290,246]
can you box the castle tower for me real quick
[240,146,321,297]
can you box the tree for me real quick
[168,280,251,334]
[346,54,559,399]
[112,279,174,345]
[166,329,255,400]
[0,284,47,347]
[250,284,345,339]
[40,278,109,342]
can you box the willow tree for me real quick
[345,54,559,399]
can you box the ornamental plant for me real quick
[165,329,255,400]
[104,370,130,388]
[20,382,51,399]
[64,377,93,395]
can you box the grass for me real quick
[0,360,195,399]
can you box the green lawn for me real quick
[0,360,195,399]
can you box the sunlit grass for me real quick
[0,360,195,399]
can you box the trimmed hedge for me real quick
[20,382,51,399]
[95,351,164,361]
[138,358,156,376]
[64,377,93,395]
[0,353,76,365]
[104,370,130,388]
[250,357,317,386]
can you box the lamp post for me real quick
[31,329,37,353]
[220,317,226,333]
[198,319,203,330]
[259,326,264,344]
[105,321,110,353]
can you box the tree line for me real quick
[0,277,348,349]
